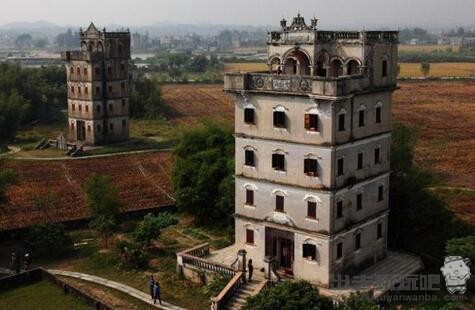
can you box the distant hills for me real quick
[0,21,61,30]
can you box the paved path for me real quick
[48,269,187,310]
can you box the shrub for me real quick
[243,281,333,310]
[202,276,231,298]
[446,236,475,266]
[133,212,178,247]
[336,292,378,310]
[23,223,72,257]
[116,240,148,270]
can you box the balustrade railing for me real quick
[210,272,244,310]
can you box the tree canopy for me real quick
[133,212,178,247]
[172,121,234,226]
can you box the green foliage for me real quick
[183,227,210,241]
[172,121,234,226]
[244,281,333,310]
[23,223,72,257]
[84,174,123,248]
[420,62,431,77]
[388,124,473,260]
[0,166,17,206]
[335,292,379,310]
[446,236,475,265]
[116,240,148,270]
[133,212,178,247]
[202,276,231,298]
[0,91,29,142]
[129,74,163,119]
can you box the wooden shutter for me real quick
[307,201,317,219]
[246,229,254,244]
[246,189,254,205]
[304,114,310,129]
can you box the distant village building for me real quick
[224,14,402,287]
[61,23,130,145]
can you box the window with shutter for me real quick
[246,189,254,206]
[244,108,255,124]
[246,229,254,244]
[245,150,255,167]
[305,114,319,131]
[275,195,284,212]
[307,201,317,219]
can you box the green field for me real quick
[0,281,90,310]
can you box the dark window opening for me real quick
[303,244,317,261]
[95,67,101,75]
[71,86,75,94]
[244,108,255,124]
[122,120,126,128]
[84,87,88,94]
[245,150,255,167]
[109,123,114,131]
[121,82,126,89]
[85,106,89,112]
[337,158,344,176]
[307,201,317,219]
[96,105,101,113]
[275,195,285,212]
[97,124,101,132]
[95,87,101,96]
[377,223,383,239]
[382,60,388,77]
[77,67,80,75]
[122,99,126,106]
[246,229,254,245]
[273,111,286,128]
[358,110,365,127]
[272,154,285,171]
[87,125,91,132]
[304,158,318,177]
[357,193,363,211]
[355,233,361,250]
[108,66,112,75]
[109,104,113,112]
[84,68,88,76]
[305,114,319,131]
[246,189,254,206]
[376,107,382,123]
[357,153,364,170]
[338,114,345,132]
[336,242,343,259]
[378,185,384,201]
[336,201,343,219]
[121,64,125,72]
[108,86,112,93]
[72,104,75,111]
[70,67,74,75]
[374,148,381,164]
[79,105,82,112]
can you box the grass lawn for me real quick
[0,281,90,310]
[0,215,232,310]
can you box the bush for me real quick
[202,276,231,298]
[243,281,333,310]
[446,236,475,266]
[23,223,72,257]
[336,292,378,310]
[133,212,178,247]
[116,240,148,270]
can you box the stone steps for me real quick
[224,277,266,310]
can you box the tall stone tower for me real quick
[62,23,131,145]
[224,15,398,287]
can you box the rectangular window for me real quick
[336,201,343,219]
[378,185,384,201]
[95,86,101,96]
[121,64,125,72]
[273,111,286,128]
[79,105,82,112]
[109,123,114,131]
[95,67,101,75]
[272,154,285,171]
[245,150,255,167]
[85,87,88,94]
[96,105,101,113]
[304,114,319,131]
[376,107,382,123]
[122,120,127,128]
[337,158,344,176]
[122,99,126,107]
[244,108,255,124]
[77,67,80,75]
[109,104,113,112]
[108,86,112,93]
[87,125,91,132]
[70,67,74,75]
[78,87,81,94]
[356,193,363,211]
[357,153,364,170]
[246,189,254,206]
[84,68,88,76]
[338,114,345,132]
[377,223,383,239]
[246,229,254,245]
[374,148,381,164]
[275,195,284,212]
[307,201,317,219]
[304,158,318,177]
[108,66,112,75]
[358,110,365,127]
[336,242,343,259]
[85,106,89,112]
[382,60,388,77]
[97,124,101,132]
[121,82,126,89]
[303,244,317,261]
[72,104,75,111]
[71,86,75,94]
[355,233,361,250]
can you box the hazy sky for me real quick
[1,0,474,27]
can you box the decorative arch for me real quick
[330,56,344,77]
[282,48,312,75]
[272,105,289,112]
[80,41,88,51]
[303,195,322,203]
[272,189,289,197]
[242,183,258,191]
[268,54,282,73]
[345,58,362,75]
[96,41,104,53]
[315,50,330,77]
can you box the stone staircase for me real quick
[225,273,266,310]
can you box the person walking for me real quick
[9,253,16,273]
[153,281,162,305]
[148,275,155,300]
[248,259,254,282]
[24,253,31,270]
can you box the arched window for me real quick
[347,59,360,75]
[303,239,319,262]
[315,52,329,77]
[331,59,343,77]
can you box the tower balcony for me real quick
[61,51,104,62]
[225,72,372,97]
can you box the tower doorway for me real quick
[76,120,86,141]
[265,227,294,273]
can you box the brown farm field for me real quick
[161,81,475,224]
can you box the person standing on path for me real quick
[153,281,162,305]
[148,275,155,300]
[248,259,254,282]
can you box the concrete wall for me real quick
[236,134,390,190]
